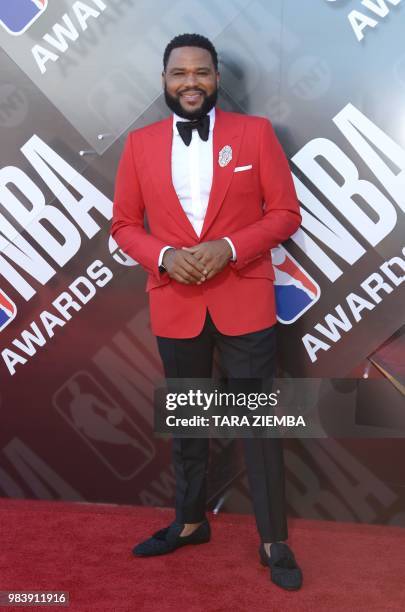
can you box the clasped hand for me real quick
[162,239,233,285]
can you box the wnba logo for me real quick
[0,0,48,36]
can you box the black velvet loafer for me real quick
[133,520,211,557]
[259,542,303,590]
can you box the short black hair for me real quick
[163,33,218,72]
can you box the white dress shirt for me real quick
[158,106,236,268]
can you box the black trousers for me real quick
[156,309,288,542]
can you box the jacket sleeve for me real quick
[227,118,301,270]
[111,132,167,281]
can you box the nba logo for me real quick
[0,0,48,36]
[53,371,155,480]
[272,246,320,324]
[0,289,17,332]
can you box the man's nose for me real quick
[184,73,198,87]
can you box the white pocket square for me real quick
[234,164,252,173]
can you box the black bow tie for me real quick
[176,114,210,146]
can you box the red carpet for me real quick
[1,499,405,611]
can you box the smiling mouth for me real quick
[180,91,204,102]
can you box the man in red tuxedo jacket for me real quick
[112,33,303,590]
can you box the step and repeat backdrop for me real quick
[0,0,404,525]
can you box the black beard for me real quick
[164,85,218,120]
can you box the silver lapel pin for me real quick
[218,145,232,167]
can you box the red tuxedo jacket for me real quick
[111,107,301,338]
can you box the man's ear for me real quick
[216,71,220,87]
[161,72,165,88]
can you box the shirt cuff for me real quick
[223,237,236,261]
[158,245,174,268]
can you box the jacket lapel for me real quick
[199,107,243,240]
[149,116,199,241]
